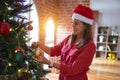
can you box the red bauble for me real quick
[28,25,33,30]
[0,22,10,35]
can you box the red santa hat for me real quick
[72,4,94,25]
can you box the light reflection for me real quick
[45,17,55,42]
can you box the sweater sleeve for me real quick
[50,35,70,57]
[60,41,96,76]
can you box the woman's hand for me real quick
[32,42,39,48]
[32,41,51,59]
[33,52,50,65]
[33,50,60,69]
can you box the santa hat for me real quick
[72,4,94,25]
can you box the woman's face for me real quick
[72,19,85,36]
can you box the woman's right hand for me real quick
[32,42,39,48]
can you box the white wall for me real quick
[90,0,120,59]
[90,0,120,33]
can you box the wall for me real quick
[33,0,59,43]
[90,0,120,34]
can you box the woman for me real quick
[32,4,96,80]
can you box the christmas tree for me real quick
[0,0,50,80]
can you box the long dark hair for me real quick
[70,22,93,48]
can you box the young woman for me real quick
[32,4,96,80]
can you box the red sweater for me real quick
[50,36,96,80]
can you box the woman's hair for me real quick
[83,22,93,42]
[71,22,93,48]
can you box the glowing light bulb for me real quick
[18,69,22,76]
[8,63,12,66]
[18,69,21,73]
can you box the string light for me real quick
[18,69,21,76]
[18,69,21,73]
[8,63,12,66]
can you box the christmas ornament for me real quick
[14,47,26,56]
[31,48,41,60]
[18,72,31,80]
[35,48,41,56]
[28,25,33,30]
[0,22,10,35]
[14,52,23,61]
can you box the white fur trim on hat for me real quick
[72,13,93,25]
